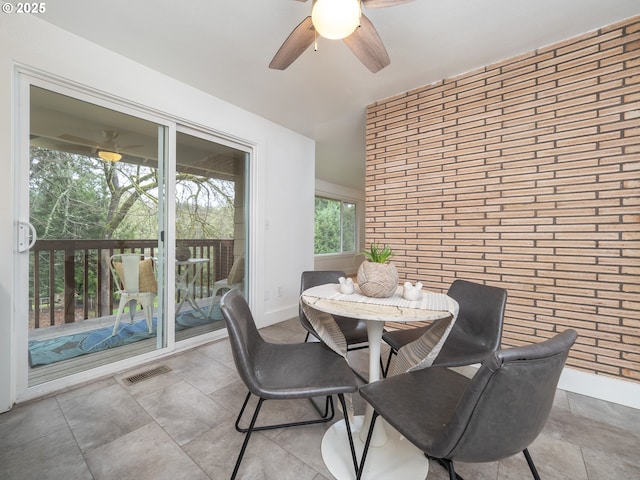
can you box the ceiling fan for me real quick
[58,130,142,162]
[269,0,414,73]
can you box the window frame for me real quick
[313,194,358,257]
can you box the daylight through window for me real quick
[314,196,356,255]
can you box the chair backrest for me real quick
[227,255,245,285]
[432,329,578,463]
[299,270,346,334]
[444,279,507,354]
[219,289,266,396]
[109,253,157,294]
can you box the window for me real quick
[314,196,356,254]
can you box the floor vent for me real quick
[123,365,172,385]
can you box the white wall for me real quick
[0,15,314,411]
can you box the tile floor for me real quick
[1,317,639,480]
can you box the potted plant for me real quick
[356,243,399,298]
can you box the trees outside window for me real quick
[30,147,235,243]
[314,196,356,255]
[29,146,235,316]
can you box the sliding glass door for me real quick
[18,79,251,391]
[26,85,168,385]
[173,130,248,342]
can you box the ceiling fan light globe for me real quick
[312,0,361,40]
[98,150,122,162]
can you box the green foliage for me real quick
[358,243,394,263]
[314,197,341,254]
[29,147,237,243]
[28,146,236,301]
[30,149,110,299]
[30,148,109,240]
[314,197,357,254]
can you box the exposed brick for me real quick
[365,16,640,384]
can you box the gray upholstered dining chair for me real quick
[357,329,578,480]
[300,270,370,349]
[382,279,507,376]
[219,289,359,480]
[300,270,388,382]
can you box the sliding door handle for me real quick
[18,221,37,252]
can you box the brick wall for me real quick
[365,16,640,383]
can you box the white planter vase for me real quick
[357,261,399,298]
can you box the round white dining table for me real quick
[301,284,451,480]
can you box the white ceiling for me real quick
[39,0,640,190]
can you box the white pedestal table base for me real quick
[321,415,429,480]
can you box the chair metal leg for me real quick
[231,396,264,480]
[356,411,380,480]
[142,301,153,333]
[382,349,396,377]
[112,297,128,336]
[429,457,464,480]
[234,392,253,433]
[128,299,137,323]
[308,395,331,418]
[444,458,459,480]
[523,448,541,480]
[430,450,540,480]
[337,393,359,476]
[235,391,336,434]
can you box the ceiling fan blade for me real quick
[343,14,390,73]
[58,133,101,148]
[55,144,95,156]
[362,0,414,8]
[269,16,316,70]
[30,136,91,154]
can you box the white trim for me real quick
[461,363,640,410]
[13,67,259,407]
[315,179,365,203]
[12,66,30,405]
[558,367,640,410]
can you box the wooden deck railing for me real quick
[30,238,235,330]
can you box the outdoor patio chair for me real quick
[219,289,359,480]
[109,253,157,336]
[382,279,507,376]
[357,329,578,480]
[208,255,244,318]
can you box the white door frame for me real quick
[4,66,258,410]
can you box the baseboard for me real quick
[558,367,640,410]
[260,304,298,328]
[457,364,639,410]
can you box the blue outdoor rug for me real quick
[28,309,224,367]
